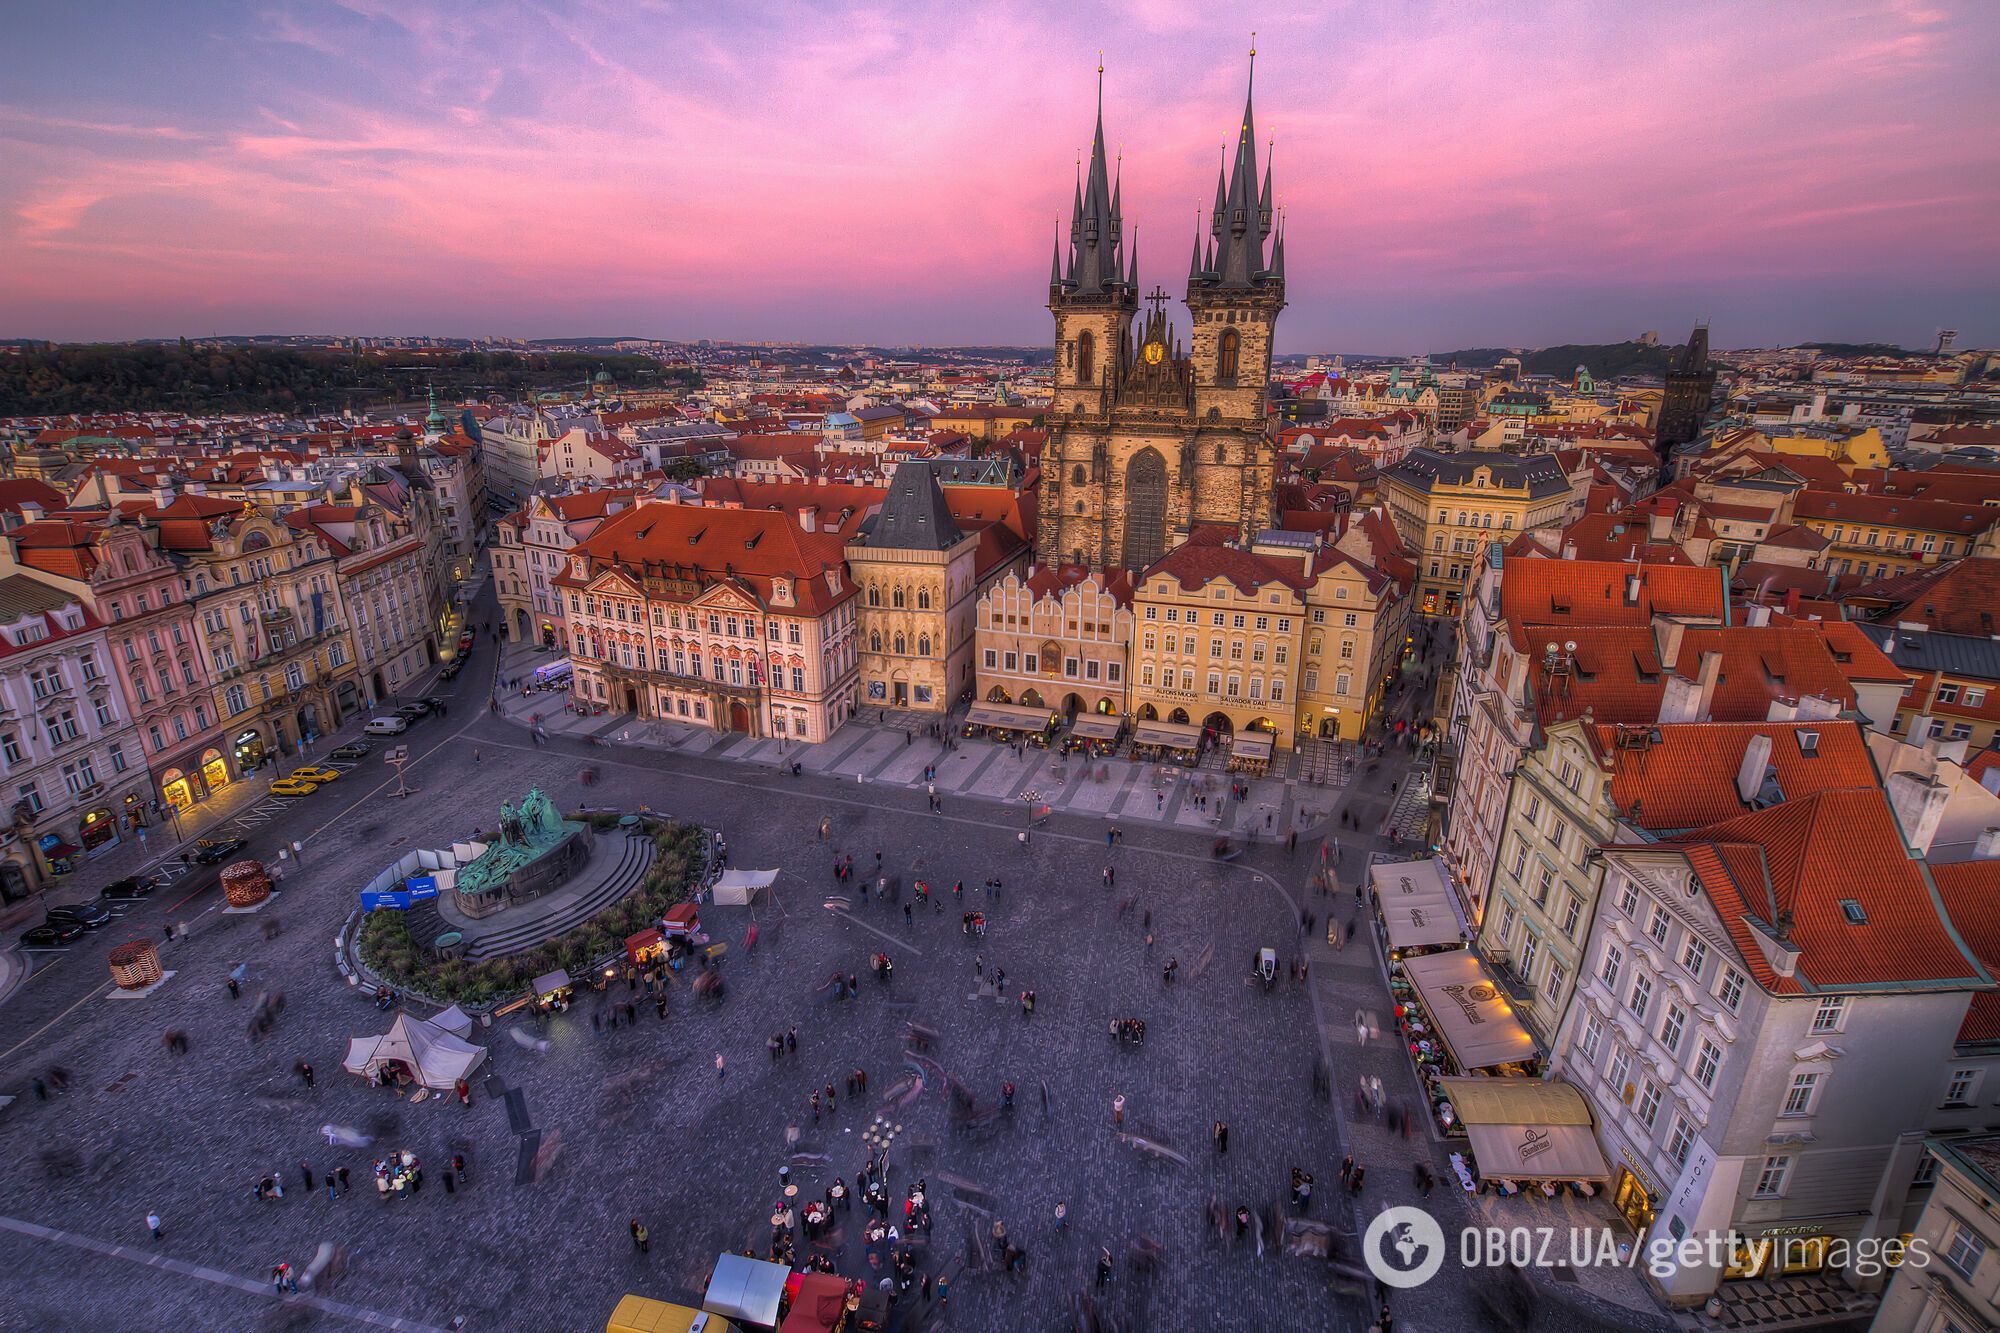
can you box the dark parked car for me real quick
[422,696,446,712]
[46,900,112,930]
[393,702,430,721]
[329,741,372,762]
[100,876,158,902]
[22,920,85,947]
[438,659,466,681]
[191,837,248,865]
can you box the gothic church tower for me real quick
[1036,57,1283,570]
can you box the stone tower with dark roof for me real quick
[1039,54,1280,573]
[1658,322,1716,459]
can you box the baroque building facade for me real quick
[1035,67,1283,571]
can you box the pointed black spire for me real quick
[1208,42,1276,290]
[1062,59,1126,297]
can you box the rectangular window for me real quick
[1938,684,1962,704]
[1783,1072,1820,1116]
[1628,973,1652,1021]
[1003,652,1017,672]
[1660,1003,1687,1055]
[1682,937,1709,979]
[1498,900,1518,944]
[109,742,127,773]
[1944,1067,1979,1108]
[983,650,997,669]
[1579,1016,1603,1063]
[1667,1115,1697,1169]
[1617,881,1640,917]
[1560,895,1582,939]
[1519,931,1539,980]
[17,782,42,814]
[0,734,19,766]
[1695,1039,1722,1091]
[1607,1046,1631,1095]
[1942,1224,1986,1280]
[1508,840,1529,879]
[1534,863,1555,908]
[1811,996,1848,1034]
[1717,966,1745,1012]
[1636,1080,1662,1128]
[1648,906,1672,946]
[1753,1156,1791,1199]
[1600,944,1623,989]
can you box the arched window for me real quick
[892,587,905,609]
[917,589,931,609]
[917,634,932,657]
[869,630,882,652]
[1076,330,1095,384]
[1218,328,1240,382]
[1072,464,1087,485]
[867,585,880,607]
[893,633,907,655]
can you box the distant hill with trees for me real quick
[1432,341,1689,380]
[0,343,696,415]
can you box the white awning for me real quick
[966,703,1053,730]
[341,1015,487,1090]
[1438,1077,1610,1181]
[1132,721,1204,749]
[530,969,572,997]
[703,1252,791,1327]
[713,867,779,906]
[1068,715,1122,740]
[1372,860,1464,949]
[1401,949,1537,1070]
[1230,732,1275,760]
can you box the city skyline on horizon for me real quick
[2,2,1996,351]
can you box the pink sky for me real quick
[1,0,1995,350]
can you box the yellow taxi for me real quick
[288,766,341,785]
[268,777,320,797]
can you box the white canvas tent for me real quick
[430,1005,474,1039]
[711,868,778,906]
[343,1014,487,1090]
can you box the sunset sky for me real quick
[2,1,1995,351]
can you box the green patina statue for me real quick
[458,787,583,896]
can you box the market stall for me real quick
[777,1273,850,1333]
[1226,730,1275,775]
[342,1014,487,1090]
[703,1253,791,1329]
[1370,859,1466,953]
[1434,1077,1609,1196]
[530,968,575,1012]
[1130,720,1203,762]
[1064,714,1124,755]
[625,928,665,969]
[712,868,777,907]
[662,903,700,938]
[962,702,1057,745]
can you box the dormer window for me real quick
[571,557,587,578]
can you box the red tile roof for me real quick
[1794,489,1999,536]
[1500,558,1727,653]
[1589,719,1878,831]
[1850,558,2000,636]
[1931,861,2000,1042]
[558,501,856,615]
[1666,790,1989,993]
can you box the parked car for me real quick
[287,766,340,785]
[329,741,372,762]
[457,632,475,653]
[422,696,446,712]
[191,837,248,865]
[22,920,85,947]
[46,900,113,930]
[392,703,429,722]
[439,659,466,680]
[99,875,158,902]
[269,777,319,797]
[364,717,409,736]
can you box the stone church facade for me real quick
[1035,64,1286,570]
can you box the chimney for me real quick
[1735,733,1775,803]
[1694,650,1722,721]
[151,478,176,507]
[1784,587,1801,617]
[1562,539,1577,560]
[1653,615,1688,669]
[1976,827,2000,860]
[1624,572,1642,606]
[798,505,818,533]
[1743,602,1772,627]
[1647,506,1672,541]
[16,501,43,524]
[1885,768,1953,854]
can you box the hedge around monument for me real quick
[355,817,706,1007]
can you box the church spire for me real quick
[1062,57,1127,297]
[1208,42,1269,289]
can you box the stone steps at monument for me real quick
[462,833,657,961]
[405,900,447,945]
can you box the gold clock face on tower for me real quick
[1143,340,1165,365]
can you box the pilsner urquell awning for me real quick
[1371,859,1463,949]
[1068,715,1122,740]
[1230,732,1275,761]
[1401,949,1536,1070]
[1132,721,1203,749]
[1437,1077,1610,1181]
[966,703,1051,730]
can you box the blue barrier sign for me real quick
[405,876,439,902]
